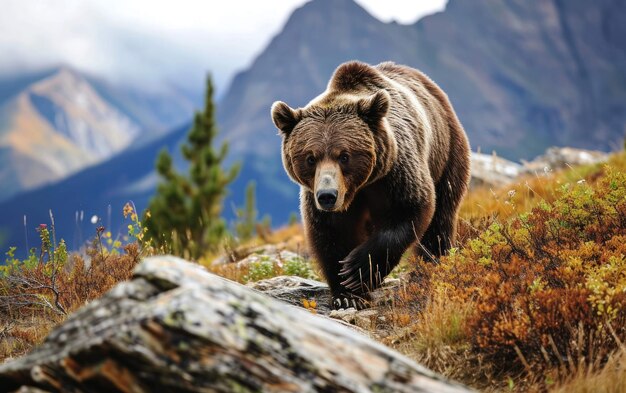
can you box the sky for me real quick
[0,0,447,94]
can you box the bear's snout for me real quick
[315,168,344,211]
[316,189,338,210]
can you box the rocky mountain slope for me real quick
[1,0,625,251]
[219,0,626,224]
[0,67,196,202]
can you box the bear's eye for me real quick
[339,153,349,164]
[306,155,316,166]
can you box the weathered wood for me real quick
[0,256,473,393]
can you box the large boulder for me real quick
[0,256,472,393]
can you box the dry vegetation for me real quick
[206,223,309,283]
[381,152,626,391]
[0,206,145,361]
[2,154,626,392]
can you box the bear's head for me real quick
[271,90,397,212]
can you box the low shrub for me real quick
[426,168,626,380]
[0,207,148,361]
[282,255,318,280]
[244,257,276,282]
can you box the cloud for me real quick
[0,0,447,93]
[0,0,305,92]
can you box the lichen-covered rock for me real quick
[0,256,473,393]
[249,274,401,318]
[248,275,333,314]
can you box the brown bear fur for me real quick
[271,61,470,310]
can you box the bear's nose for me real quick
[316,189,338,209]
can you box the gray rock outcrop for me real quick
[470,147,610,188]
[0,256,472,393]
[470,152,523,188]
[248,275,332,314]
[522,146,609,175]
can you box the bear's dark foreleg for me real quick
[302,193,370,309]
[417,205,454,262]
[338,206,433,297]
[306,225,369,309]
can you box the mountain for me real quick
[0,67,196,202]
[0,68,138,200]
[219,0,626,222]
[2,0,626,251]
[0,122,190,252]
[221,0,626,157]
[412,0,626,157]
[85,74,199,143]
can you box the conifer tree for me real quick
[145,76,239,258]
[234,181,258,242]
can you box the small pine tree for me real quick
[145,76,239,258]
[234,181,258,242]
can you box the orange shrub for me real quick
[0,227,142,361]
[430,168,626,370]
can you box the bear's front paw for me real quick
[338,248,383,293]
[332,293,370,310]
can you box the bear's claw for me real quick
[338,248,382,293]
[332,294,369,310]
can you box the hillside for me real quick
[0,67,196,202]
[2,0,626,250]
[219,0,626,222]
[1,1,626,390]
[0,123,190,252]
[2,148,625,392]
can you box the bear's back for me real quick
[376,62,462,181]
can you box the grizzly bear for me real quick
[271,61,470,310]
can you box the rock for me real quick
[470,147,610,189]
[329,308,382,330]
[470,152,523,188]
[249,276,379,338]
[211,244,287,266]
[213,247,318,279]
[522,146,609,174]
[236,250,320,282]
[209,248,320,285]
[211,243,308,267]
[248,275,333,315]
[234,249,303,269]
[0,256,473,393]
[250,275,402,318]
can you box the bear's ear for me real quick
[357,90,390,124]
[271,101,301,136]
